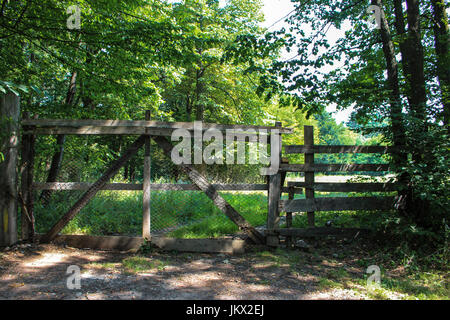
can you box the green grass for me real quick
[318,277,345,290]
[34,190,268,238]
[168,192,267,238]
[34,187,397,238]
[85,257,168,274]
[249,248,448,300]
[377,272,449,300]
[85,262,119,271]
[122,256,167,273]
[318,268,449,300]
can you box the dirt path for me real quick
[0,242,384,300]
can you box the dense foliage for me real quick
[228,0,449,245]
[1,0,448,251]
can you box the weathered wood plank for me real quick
[280,163,390,172]
[151,237,245,254]
[24,126,175,136]
[32,182,272,191]
[25,127,284,141]
[287,182,400,192]
[33,182,143,190]
[20,112,36,241]
[266,227,371,238]
[285,145,393,154]
[36,234,246,253]
[267,175,281,226]
[0,93,20,246]
[152,136,265,244]
[36,234,145,251]
[22,119,293,134]
[280,197,396,212]
[285,187,296,248]
[40,136,147,243]
[143,110,151,240]
[266,122,283,247]
[304,126,315,227]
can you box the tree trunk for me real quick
[373,0,407,163]
[40,72,77,205]
[393,0,411,103]
[405,0,428,132]
[195,67,205,121]
[401,0,430,226]
[431,0,450,128]
[372,0,411,216]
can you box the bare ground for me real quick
[0,240,401,300]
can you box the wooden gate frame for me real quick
[21,114,294,248]
[17,114,401,250]
[265,125,400,246]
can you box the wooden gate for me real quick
[266,125,399,247]
[1,93,400,251]
[19,113,293,252]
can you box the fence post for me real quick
[286,186,295,248]
[267,121,282,246]
[20,112,36,241]
[142,110,151,240]
[0,93,20,246]
[304,125,315,227]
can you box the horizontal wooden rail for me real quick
[32,182,302,194]
[33,182,268,191]
[280,163,390,172]
[25,126,175,137]
[22,119,293,134]
[152,237,246,254]
[280,196,396,212]
[35,234,246,253]
[286,182,399,192]
[24,127,288,140]
[33,182,143,191]
[36,234,145,251]
[266,227,371,238]
[284,145,394,154]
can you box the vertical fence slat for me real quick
[0,93,20,246]
[142,110,151,240]
[286,187,295,248]
[304,126,315,227]
[267,121,283,246]
[20,112,36,241]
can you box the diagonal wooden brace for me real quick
[152,136,265,244]
[41,135,147,243]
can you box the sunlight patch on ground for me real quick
[24,253,67,268]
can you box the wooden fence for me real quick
[14,104,294,250]
[265,125,398,247]
[1,92,399,251]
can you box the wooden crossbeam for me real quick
[32,182,280,191]
[280,163,390,172]
[22,119,293,134]
[40,136,147,243]
[280,196,396,212]
[151,136,265,244]
[287,182,399,192]
[284,145,394,154]
[266,227,371,238]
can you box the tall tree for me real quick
[431,0,449,128]
[229,0,449,230]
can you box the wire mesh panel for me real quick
[33,135,145,237]
[32,134,270,240]
[149,137,269,239]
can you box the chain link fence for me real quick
[33,135,269,239]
